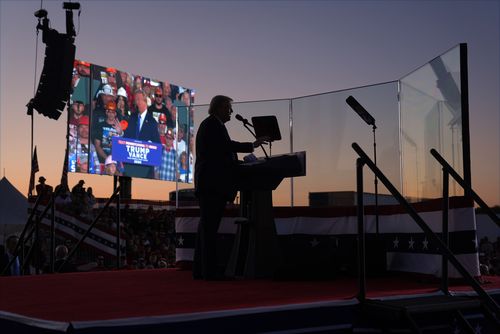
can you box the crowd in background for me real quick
[479,236,500,275]
[9,178,178,275]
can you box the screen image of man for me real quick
[123,90,161,178]
[193,95,267,280]
[148,86,174,128]
[68,101,87,154]
[94,101,124,164]
[92,84,116,129]
[156,127,176,181]
[68,116,101,174]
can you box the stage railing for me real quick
[352,142,500,320]
[57,185,122,272]
[1,189,61,275]
[431,148,500,229]
[431,148,500,294]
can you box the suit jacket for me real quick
[195,115,254,201]
[124,111,161,143]
[123,111,161,178]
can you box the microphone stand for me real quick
[345,96,379,234]
[372,124,379,235]
[241,122,269,159]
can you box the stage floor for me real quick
[2,269,500,323]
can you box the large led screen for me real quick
[68,60,194,183]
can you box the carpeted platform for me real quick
[1,269,499,333]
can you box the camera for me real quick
[34,9,48,19]
[62,2,80,10]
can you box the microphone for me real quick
[235,114,269,158]
[235,114,252,127]
[346,96,376,127]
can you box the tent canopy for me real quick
[0,177,27,244]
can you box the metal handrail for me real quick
[57,186,121,272]
[430,148,500,228]
[352,142,500,318]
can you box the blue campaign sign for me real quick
[112,137,162,167]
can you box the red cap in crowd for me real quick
[78,115,90,126]
[158,113,167,124]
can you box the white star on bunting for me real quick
[310,238,320,247]
[408,237,415,249]
[422,238,429,250]
[393,237,399,249]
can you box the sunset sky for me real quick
[0,0,498,206]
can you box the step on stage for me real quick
[1,269,500,333]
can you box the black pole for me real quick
[353,142,500,316]
[22,223,26,275]
[441,170,449,294]
[31,113,34,183]
[459,44,471,196]
[373,125,379,234]
[356,158,366,302]
[50,192,56,273]
[430,149,500,228]
[34,203,40,275]
[116,179,121,269]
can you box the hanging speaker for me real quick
[30,29,75,120]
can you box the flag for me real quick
[60,149,69,189]
[28,146,39,196]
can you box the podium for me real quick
[225,151,306,278]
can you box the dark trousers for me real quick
[193,194,227,279]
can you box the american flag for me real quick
[28,146,39,196]
[60,148,69,189]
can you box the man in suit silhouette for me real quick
[193,95,267,280]
[123,90,161,178]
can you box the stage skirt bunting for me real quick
[175,197,479,278]
[29,205,126,257]
[94,198,177,211]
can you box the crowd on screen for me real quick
[68,60,194,183]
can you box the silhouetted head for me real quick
[55,245,69,260]
[208,95,233,123]
[6,235,19,254]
